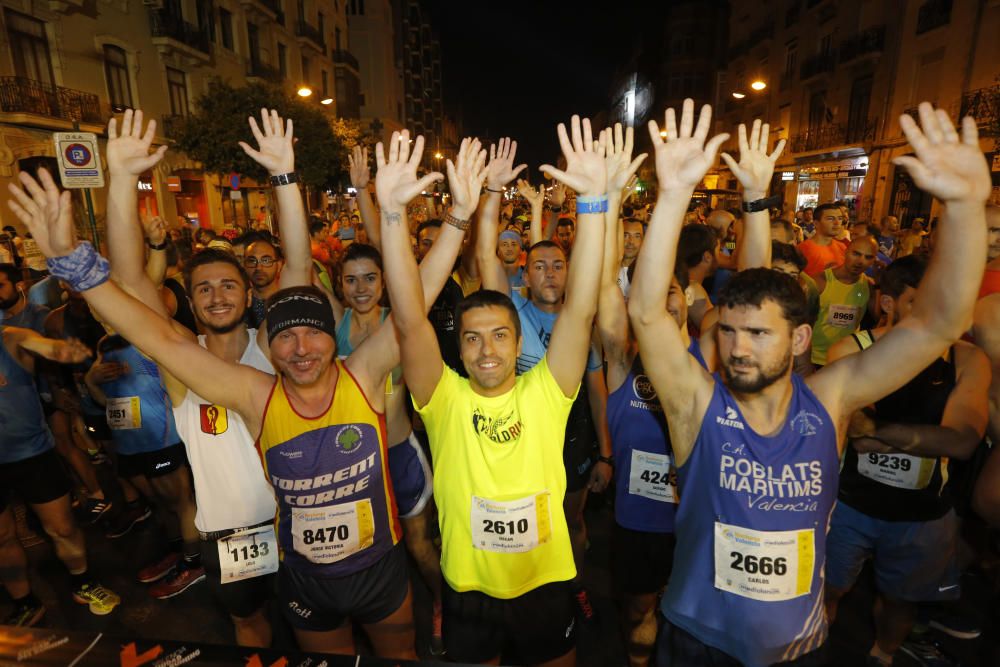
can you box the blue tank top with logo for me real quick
[100,338,180,455]
[608,340,706,533]
[662,373,838,667]
[0,326,54,463]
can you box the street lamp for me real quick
[433,151,443,160]
[297,86,312,97]
[750,80,767,91]
[320,98,333,105]
[732,92,746,99]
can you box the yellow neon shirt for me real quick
[811,268,870,365]
[415,356,578,598]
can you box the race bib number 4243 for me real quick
[471,492,552,553]
[628,450,677,503]
[714,522,815,602]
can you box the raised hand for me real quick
[647,99,729,193]
[549,180,567,207]
[486,137,527,191]
[349,144,370,189]
[106,109,167,177]
[54,337,92,364]
[893,103,990,204]
[446,137,488,219]
[238,108,295,176]
[540,115,608,197]
[516,178,544,208]
[6,169,76,258]
[720,119,785,199]
[143,216,167,246]
[604,123,647,194]
[374,130,443,213]
[622,175,639,203]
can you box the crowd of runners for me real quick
[1,98,999,667]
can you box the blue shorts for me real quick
[825,501,960,602]
[388,432,432,519]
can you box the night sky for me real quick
[424,1,635,182]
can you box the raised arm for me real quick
[627,100,729,465]
[6,169,271,429]
[349,145,380,250]
[811,103,992,424]
[376,130,449,406]
[537,115,607,397]
[720,119,785,270]
[477,138,526,294]
[105,110,170,315]
[3,325,90,372]
[544,181,567,240]
[516,178,544,246]
[239,109,310,288]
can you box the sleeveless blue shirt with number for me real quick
[100,338,180,454]
[0,326,54,463]
[608,341,706,533]
[662,373,838,667]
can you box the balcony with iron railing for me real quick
[800,51,836,81]
[960,84,1000,136]
[790,119,877,153]
[839,25,885,63]
[149,9,211,58]
[332,49,359,72]
[246,59,282,83]
[916,0,952,35]
[295,20,325,52]
[0,76,103,125]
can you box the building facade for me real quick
[347,0,404,145]
[717,0,1000,225]
[0,0,360,234]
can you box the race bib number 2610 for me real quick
[471,492,551,553]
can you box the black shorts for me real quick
[611,524,676,595]
[656,621,827,666]
[443,579,576,664]
[0,449,72,511]
[276,542,409,631]
[117,442,188,479]
[200,528,274,619]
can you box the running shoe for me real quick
[429,599,446,656]
[572,587,595,624]
[82,497,112,524]
[105,503,152,539]
[926,612,981,640]
[137,551,181,584]
[148,564,206,599]
[3,599,45,627]
[72,583,120,616]
[899,638,957,667]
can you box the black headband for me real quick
[265,288,337,344]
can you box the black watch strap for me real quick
[742,194,781,213]
[598,455,614,466]
[146,239,169,251]
[270,172,299,187]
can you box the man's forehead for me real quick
[247,241,277,256]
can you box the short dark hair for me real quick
[247,237,283,259]
[183,248,250,294]
[455,289,521,341]
[678,224,718,268]
[717,268,809,327]
[417,220,442,236]
[879,255,926,299]
[813,202,842,221]
[0,262,19,283]
[556,217,574,230]
[309,219,328,236]
[341,242,383,273]
[771,241,807,272]
[526,240,565,263]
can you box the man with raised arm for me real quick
[627,100,990,667]
[381,115,606,666]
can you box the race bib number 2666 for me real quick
[714,522,815,602]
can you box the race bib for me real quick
[827,303,860,329]
[714,522,815,602]
[471,492,552,553]
[290,500,375,564]
[217,525,279,584]
[106,396,141,430]
[857,452,936,490]
[628,450,677,503]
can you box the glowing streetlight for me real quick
[732,92,746,99]
[659,130,668,138]
[320,97,333,105]
[750,80,767,91]
[433,151,443,159]
[297,86,312,97]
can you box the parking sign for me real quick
[53,132,105,188]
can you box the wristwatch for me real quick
[269,172,299,187]
[741,194,781,213]
[598,455,614,467]
[146,239,169,251]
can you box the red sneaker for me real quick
[137,552,180,584]
[149,565,206,599]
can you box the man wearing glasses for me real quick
[244,238,284,328]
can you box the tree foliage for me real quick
[172,79,348,189]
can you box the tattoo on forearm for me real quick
[382,211,402,227]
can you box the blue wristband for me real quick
[46,242,111,292]
[576,195,609,214]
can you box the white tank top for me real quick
[173,329,277,532]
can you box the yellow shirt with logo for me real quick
[415,356,578,598]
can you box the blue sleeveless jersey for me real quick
[608,341,707,533]
[662,373,838,666]
[100,340,180,455]
[0,326,54,463]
